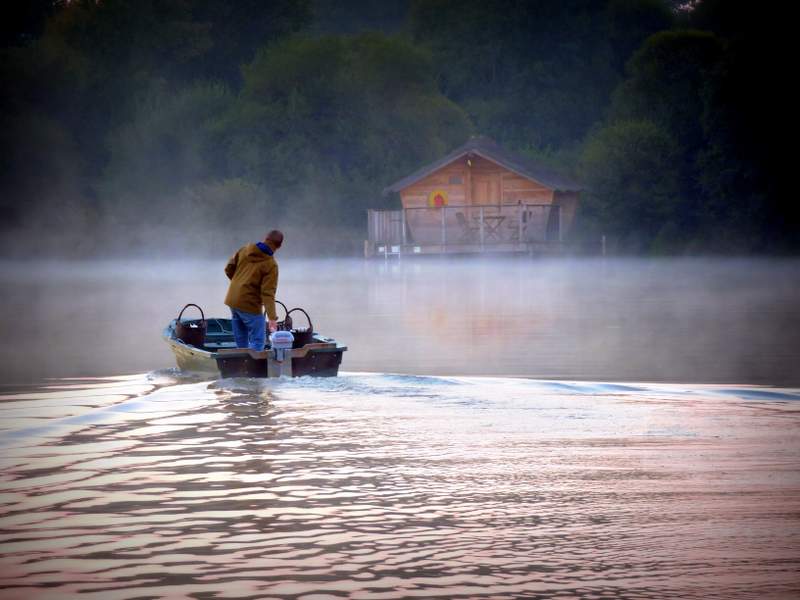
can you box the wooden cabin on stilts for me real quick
[366,136,581,257]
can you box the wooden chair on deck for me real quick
[456,212,479,243]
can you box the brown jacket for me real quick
[224,243,279,319]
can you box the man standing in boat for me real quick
[224,230,283,351]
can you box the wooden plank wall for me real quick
[554,191,579,231]
[399,155,554,209]
[400,162,468,208]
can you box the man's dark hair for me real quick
[266,230,284,249]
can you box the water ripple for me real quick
[0,374,798,599]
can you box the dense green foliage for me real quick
[579,3,793,253]
[231,35,469,221]
[0,0,793,255]
[581,30,727,251]
[410,0,673,151]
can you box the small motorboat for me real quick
[163,303,347,378]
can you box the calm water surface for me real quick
[0,258,799,598]
[0,257,798,384]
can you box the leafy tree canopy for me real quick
[0,0,794,255]
[410,0,674,150]
[229,33,471,225]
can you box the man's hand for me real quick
[268,319,278,333]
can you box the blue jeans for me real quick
[230,308,266,351]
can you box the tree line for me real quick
[1,0,793,255]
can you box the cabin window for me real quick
[449,175,463,184]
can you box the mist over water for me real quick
[0,256,798,385]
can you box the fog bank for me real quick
[1,257,798,385]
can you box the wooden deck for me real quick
[365,206,562,257]
[367,241,564,257]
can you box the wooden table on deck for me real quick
[479,215,506,241]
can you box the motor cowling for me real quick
[269,330,294,363]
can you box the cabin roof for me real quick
[383,136,582,195]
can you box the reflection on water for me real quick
[1,373,799,599]
[0,257,799,384]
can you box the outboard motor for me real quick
[269,330,294,377]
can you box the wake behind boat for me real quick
[163,303,346,378]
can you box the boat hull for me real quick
[163,318,346,378]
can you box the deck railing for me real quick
[367,204,560,250]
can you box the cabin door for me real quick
[471,174,501,206]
